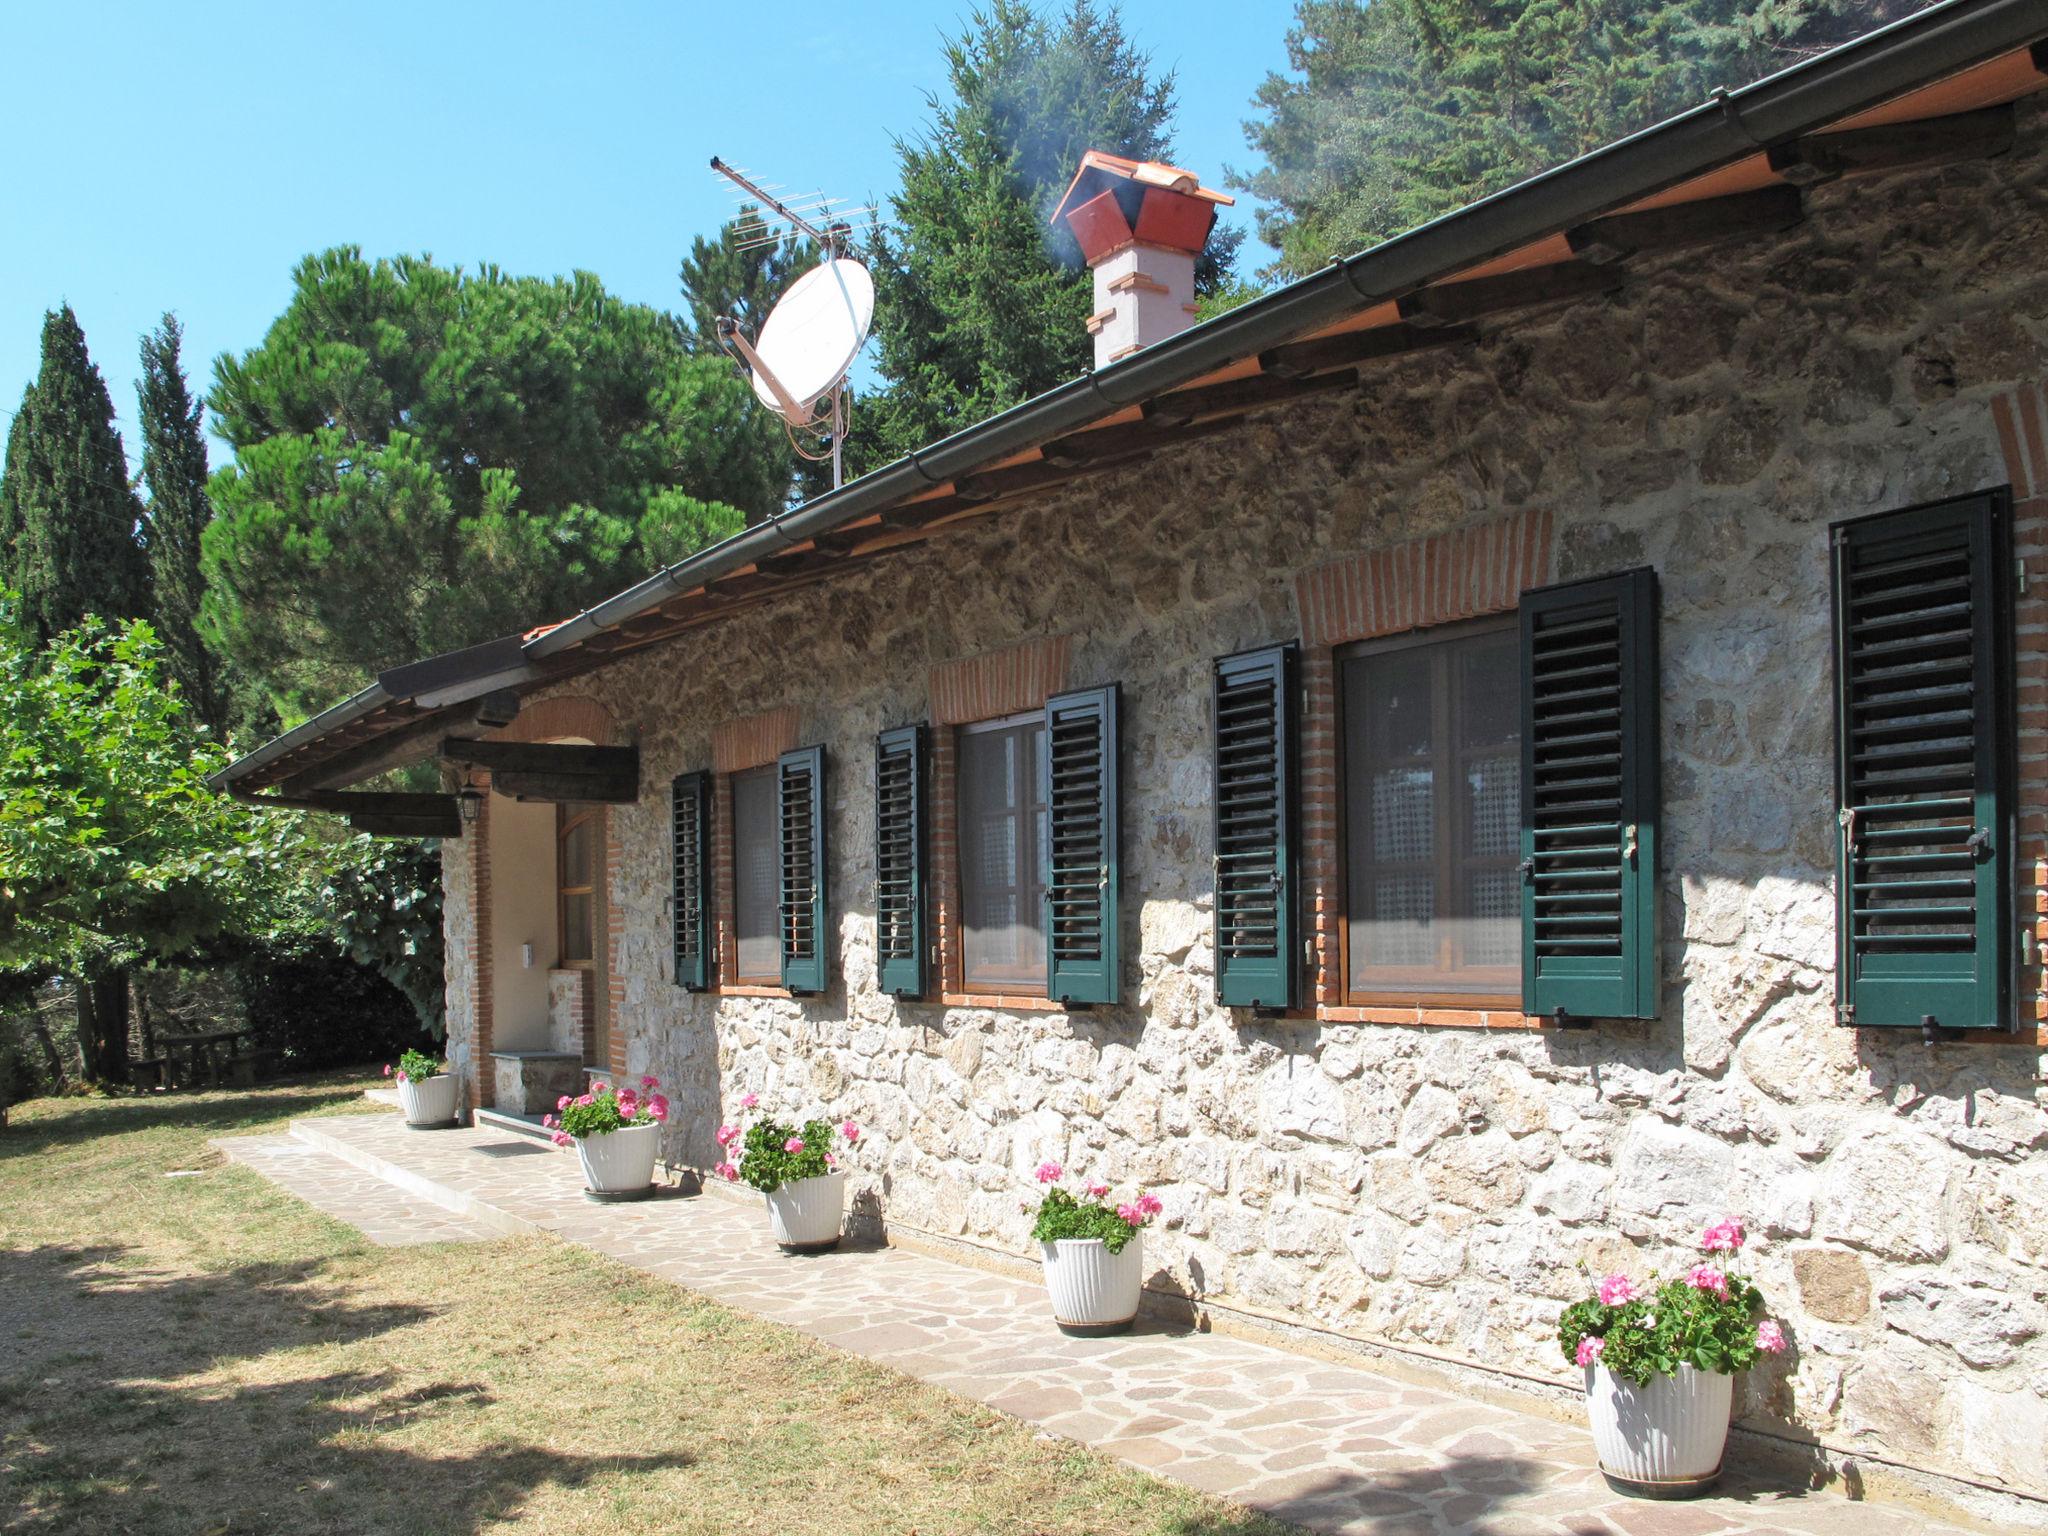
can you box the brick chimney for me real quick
[1051,151,1234,369]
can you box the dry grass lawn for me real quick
[0,1076,1296,1535]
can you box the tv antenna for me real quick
[710,156,874,490]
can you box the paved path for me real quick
[214,1130,500,1245]
[222,1112,1984,1536]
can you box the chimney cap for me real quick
[1049,149,1233,231]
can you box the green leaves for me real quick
[200,248,784,712]
[1030,1187,1141,1255]
[737,1117,844,1194]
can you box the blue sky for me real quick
[0,0,1291,473]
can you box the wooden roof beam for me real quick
[1141,367,1359,430]
[1040,412,1248,467]
[1397,261,1625,328]
[1565,184,1806,265]
[1765,103,2015,186]
[1258,322,1477,381]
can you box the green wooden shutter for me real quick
[671,771,710,991]
[1213,645,1299,1010]
[778,744,829,994]
[1520,567,1660,1021]
[1042,685,1120,1006]
[875,724,926,998]
[1831,492,2014,1032]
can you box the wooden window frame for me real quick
[1335,614,1522,1010]
[556,803,598,970]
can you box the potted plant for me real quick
[384,1049,459,1129]
[1558,1217,1790,1497]
[544,1076,668,1202]
[1028,1162,1159,1334]
[715,1097,860,1251]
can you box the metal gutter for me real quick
[526,0,2044,662]
[217,0,2044,791]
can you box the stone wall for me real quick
[448,104,2048,1517]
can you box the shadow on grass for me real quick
[0,1242,691,1534]
[0,1082,372,1157]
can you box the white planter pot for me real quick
[574,1121,660,1202]
[1040,1234,1143,1333]
[763,1173,844,1250]
[1585,1362,1733,1496]
[396,1073,459,1128]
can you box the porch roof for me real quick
[215,0,2048,801]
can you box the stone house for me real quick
[219,6,2048,1526]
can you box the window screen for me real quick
[1343,620,1521,997]
[959,714,1048,989]
[732,767,780,981]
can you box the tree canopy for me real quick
[201,249,789,711]
[0,306,150,646]
[855,0,1242,470]
[1234,0,1924,280]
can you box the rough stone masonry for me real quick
[444,96,2048,1522]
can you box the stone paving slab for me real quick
[259,1114,1982,1536]
[213,1131,499,1245]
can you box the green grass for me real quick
[0,1076,1297,1535]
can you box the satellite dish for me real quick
[744,256,874,422]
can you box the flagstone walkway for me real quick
[219,1111,1988,1536]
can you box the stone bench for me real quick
[489,1051,587,1118]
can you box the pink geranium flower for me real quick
[740,1092,759,1109]
[542,1115,556,1128]
[784,1136,805,1154]
[1687,1264,1730,1299]
[1136,1193,1162,1217]
[1701,1217,1745,1254]
[825,1152,837,1168]
[550,1131,572,1148]
[557,1095,572,1111]
[1597,1274,1638,1306]
[1116,1203,1143,1226]
[1034,1161,1063,1184]
[382,1064,392,1077]
[641,1075,658,1090]
[1086,1181,1110,1199]
[394,1070,409,1083]
[646,1096,669,1122]
[715,1124,740,1147]
[1576,1336,1606,1367]
[1756,1319,1787,1354]
[841,1119,860,1143]
[576,1093,593,1106]
[714,1161,739,1181]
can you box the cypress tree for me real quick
[0,305,150,643]
[137,313,228,736]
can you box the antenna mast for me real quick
[708,156,869,489]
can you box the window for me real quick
[959,711,1049,991]
[557,804,597,965]
[1341,618,1521,1000]
[731,766,780,983]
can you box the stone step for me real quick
[474,1105,560,1145]
[214,1130,499,1245]
[288,1117,541,1237]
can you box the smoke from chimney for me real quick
[1051,151,1233,368]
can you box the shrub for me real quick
[1558,1217,1790,1384]
[1027,1162,1159,1255]
[233,944,428,1071]
[546,1077,667,1144]
[712,1102,860,1193]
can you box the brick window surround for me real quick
[929,638,1072,1009]
[1295,508,1554,1030]
[1990,383,2048,1047]
[711,706,800,996]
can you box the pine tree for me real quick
[137,313,228,736]
[678,205,815,351]
[0,305,150,644]
[854,0,1241,470]
[1234,0,1922,280]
